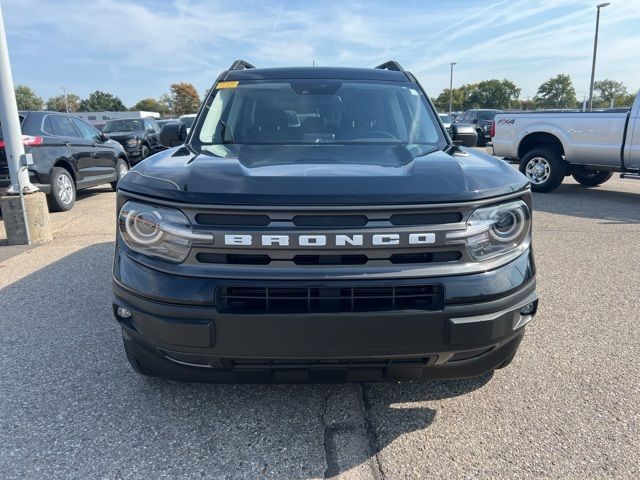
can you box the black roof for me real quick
[224,66,410,82]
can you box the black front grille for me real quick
[217,284,445,314]
[195,213,271,226]
[292,215,368,227]
[390,212,463,225]
[196,250,462,266]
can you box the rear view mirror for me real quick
[159,122,187,148]
[451,124,477,147]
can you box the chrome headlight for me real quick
[448,200,531,262]
[118,201,212,263]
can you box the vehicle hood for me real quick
[119,144,529,205]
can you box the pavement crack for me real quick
[359,384,385,480]
[322,388,341,479]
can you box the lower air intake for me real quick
[217,284,445,314]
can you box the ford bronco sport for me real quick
[112,60,537,382]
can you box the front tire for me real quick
[141,144,149,160]
[571,168,613,187]
[111,158,129,191]
[48,167,76,211]
[475,130,486,147]
[520,148,567,193]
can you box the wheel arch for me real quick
[118,153,131,168]
[518,131,565,159]
[53,159,77,183]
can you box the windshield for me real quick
[193,79,445,156]
[478,111,499,121]
[439,115,452,123]
[180,116,195,128]
[102,119,144,133]
[0,116,25,138]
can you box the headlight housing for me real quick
[448,200,531,262]
[118,201,212,263]
[126,137,140,147]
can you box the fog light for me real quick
[520,302,535,316]
[117,307,132,319]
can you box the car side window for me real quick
[72,118,101,141]
[144,119,157,133]
[49,115,80,138]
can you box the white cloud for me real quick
[3,0,639,104]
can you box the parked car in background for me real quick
[438,113,453,134]
[456,109,501,146]
[492,91,640,192]
[102,117,163,163]
[0,111,129,211]
[178,114,196,133]
[449,111,463,122]
[156,118,179,129]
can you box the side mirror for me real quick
[159,122,187,148]
[100,133,109,142]
[451,123,477,147]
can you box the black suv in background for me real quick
[456,109,501,146]
[0,111,129,211]
[102,118,163,163]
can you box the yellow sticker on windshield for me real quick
[216,81,239,89]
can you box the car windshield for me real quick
[439,115,452,123]
[102,119,144,133]
[478,111,499,121]
[0,116,25,138]
[180,116,195,128]
[194,79,445,156]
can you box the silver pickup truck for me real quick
[492,91,640,192]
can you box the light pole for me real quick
[61,86,69,113]
[448,62,456,114]
[588,2,610,111]
[0,2,52,245]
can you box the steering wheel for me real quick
[356,130,399,140]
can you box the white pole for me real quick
[448,62,456,114]
[0,2,36,194]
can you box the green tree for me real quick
[79,90,127,111]
[466,79,520,109]
[15,85,43,110]
[614,93,637,108]
[159,93,175,115]
[593,79,631,108]
[169,82,200,115]
[131,97,166,114]
[46,93,81,112]
[533,74,577,109]
[433,88,466,112]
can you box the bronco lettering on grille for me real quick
[222,233,436,248]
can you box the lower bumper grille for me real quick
[217,284,445,314]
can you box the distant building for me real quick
[73,111,160,126]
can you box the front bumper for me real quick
[112,247,537,382]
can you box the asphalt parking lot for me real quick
[1,152,639,479]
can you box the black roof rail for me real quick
[228,59,256,71]
[374,61,405,72]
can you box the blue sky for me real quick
[4,0,640,106]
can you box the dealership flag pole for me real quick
[0,2,52,245]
